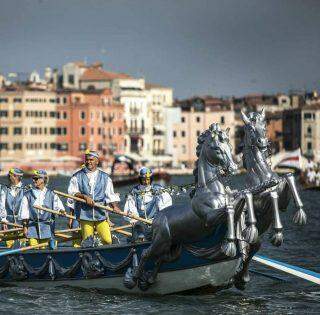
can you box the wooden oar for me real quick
[54,190,152,225]
[253,255,320,285]
[34,205,132,237]
[0,236,80,257]
[0,228,23,235]
[0,221,22,228]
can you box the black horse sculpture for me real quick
[233,109,307,289]
[126,123,245,290]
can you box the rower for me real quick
[18,169,65,247]
[0,168,26,247]
[124,167,172,239]
[67,150,121,245]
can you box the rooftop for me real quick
[80,67,131,81]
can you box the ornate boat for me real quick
[0,113,307,295]
[0,227,240,295]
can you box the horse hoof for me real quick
[270,231,283,247]
[221,240,237,258]
[243,225,259,244]
[123,268,137,289]
[138,279,151,291]
[293,208,307,225]
[234,271,250,291]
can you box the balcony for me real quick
[128,128,144,135]
[153,149,165,156]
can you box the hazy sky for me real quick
[0,0,319,98]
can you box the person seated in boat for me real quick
[307,168,316,184]
[315,170,320,186]
[0,168,26,248]
[67,150,121,245]
[18,169,65,247]
[124,167,172,239]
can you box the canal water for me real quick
[0,175,319,314]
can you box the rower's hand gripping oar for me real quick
[33,205,132,237]
[253,255,320,285]
[54,190,153,225]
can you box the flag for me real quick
[275,149,302,170]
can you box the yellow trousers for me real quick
[80,220,112,245]
[5,233,26,248]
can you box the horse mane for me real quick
[193,129,211,185]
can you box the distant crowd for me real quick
[303,160,320,186]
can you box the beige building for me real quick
[301,103,320,161]
[0,87,58,167]
[145,83,174,164]
[173,97,235,167]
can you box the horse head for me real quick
[201,123,238,175]
[241,109,269,151]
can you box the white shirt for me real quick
[67,169,120,209]
[18,187,65,220]
[124,184,172,223]
[0,182,22,221]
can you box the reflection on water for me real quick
[0,175,319,314]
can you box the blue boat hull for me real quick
[0,225,240,294]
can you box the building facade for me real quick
[172,97,235,167]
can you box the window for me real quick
[50,143,56,149]
[220,116,225,124]
[13,110,22,117]
[68,74,75,84]
[173,131,177,137]
[79,143,87,150]
[50,111,56,118]
[63,111,67,119]
[0,98,8,103]
[0,127,8,135]
[181,117,185,123]
[50,128,56,135]
[304,113,315,120]
[98,128,102,135]
[181,131,186,137]
[13,143,22,150]
[196,130,201,136]
[118,127,122,135]
[0,143,8,150]
[307,126,312,134]
[80,126,86,135]
[0,111,8,117]
[56,112,60,119]
[80,111,86,119]
[13,127,22,135]
[196,116,200,123]
[307,142,312,150]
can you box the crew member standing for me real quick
[124,167,172,223]
[18,170,64,247]
[0,168,26,247]
[68,150,121,245]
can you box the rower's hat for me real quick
[8,168,24,177]
[139,167,153,178]
[32,169,48,178]
[85,149,99,159]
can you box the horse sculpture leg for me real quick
[285,173,307,225]
[243,192,259,244]
[234,239,261,290]
[221,201,237,258]
[270,190,284,247]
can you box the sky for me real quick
[0,0,319,98]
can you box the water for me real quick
[0,175,319,314]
